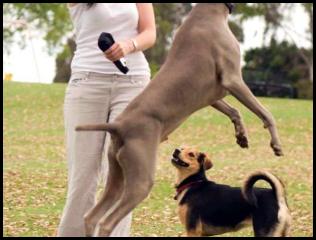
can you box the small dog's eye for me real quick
[188,152,195,157]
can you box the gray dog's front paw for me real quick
[236,133,248,148]
[271,143,283,157]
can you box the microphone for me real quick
[98,32,129,74]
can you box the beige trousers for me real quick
[57,72,150,237]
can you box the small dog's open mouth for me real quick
[171,157,189,167]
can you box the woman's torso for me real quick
[69,3,150,76]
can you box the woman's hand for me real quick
[104,40,134,62]
[104,3,156,62]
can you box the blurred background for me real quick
[3,3,313,99]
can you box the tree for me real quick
[3,3,192,82]
[143,3,191,75]
[3,3,246,83]
[145,4,244,75]
[3,3,312,83]
[53,38,76,83]
[234,3,313,83]
[243,39,312,99]
[3,3,72,54]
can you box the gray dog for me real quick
[76,3,283,237]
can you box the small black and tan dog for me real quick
[171,147,291,237]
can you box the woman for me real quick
[57,3,156,237]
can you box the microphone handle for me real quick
[98,32,129,74]
[113,60,129,74]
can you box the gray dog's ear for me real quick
[198,153,213,170]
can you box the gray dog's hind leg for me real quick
[211,100,248,148]
[222,74,283,156]
[84,143,124,237]
[94,135,160,237]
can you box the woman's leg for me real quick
[57,73,111,237]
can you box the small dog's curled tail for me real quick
[242,170,286,208]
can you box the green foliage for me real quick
[243,39,311,85]
[234,4,312,53]
[149,62,160,77]
[144,3,191,67]
[3,3,72,54]
[3,3,192,82]
[234,3,267,20]
[3,3,313,85]
[235,3,283,29]
[295,79,313,99]
[228,21,244,42]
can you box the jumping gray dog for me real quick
[76,3,283,237]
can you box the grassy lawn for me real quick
[3,81,313,237]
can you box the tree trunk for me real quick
[53,37,76,83]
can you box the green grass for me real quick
[3,81,313,237]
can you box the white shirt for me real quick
[69,3,150,76]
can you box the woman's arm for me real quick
[105,3,156,61]
[134,3,156,51]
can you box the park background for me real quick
[3,3,313,237]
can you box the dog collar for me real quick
[224,3,234,14]
[174,180,205,200]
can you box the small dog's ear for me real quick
[198,153,206,163]
[198,153,213,170]
[204,158,213,170]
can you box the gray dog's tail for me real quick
[76,122,123,188]
[75,123,119,135]
[242,170,287,208]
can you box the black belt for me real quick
[225,3,235,14]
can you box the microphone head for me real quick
[97,32,129,74]
[98,32,115,51]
